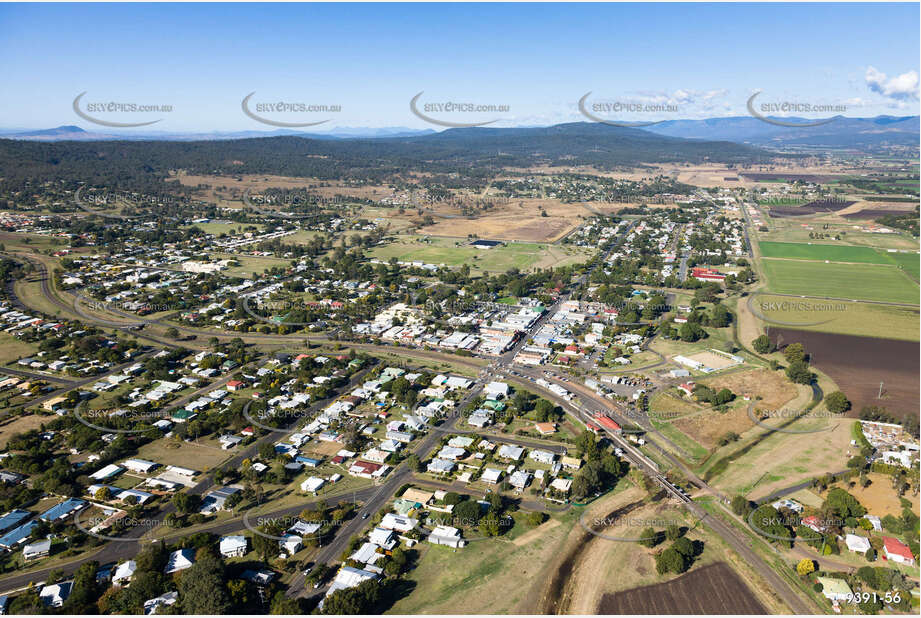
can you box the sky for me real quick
[1,2,918,133]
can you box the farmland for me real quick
[754,293,920,341]
[769,328,920,421]
[758,241,892,264]
[761,259,920,304]
[598,562,767,614]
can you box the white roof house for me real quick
[484,381,510,399]
[112,560,137,585]
[349,542,385,565]
[164,549,195,574]
[143,591,178,615]
[497,444,524,461]
[427,525,465,548]
[300,476,326,493]
[380,513,417,532]
[122,458,159,474]
[368,527,397,550]
[844,534,871,553]
[89,464,124,481]
[481,468,502,484]
[219,535,248,558]
[40,581,72,607]
[427,458,455,474]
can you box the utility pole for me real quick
[878,382,884,399]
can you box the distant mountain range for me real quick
[1,115,916,150]
[643,115,919,148]
[0,121,767,191]
[0,125,437,141]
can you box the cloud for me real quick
[865,66,919,100]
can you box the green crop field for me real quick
[761,259,920,304]
[758,241,891,264]
[882,251,921,280]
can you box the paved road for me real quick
[0,367,77,385]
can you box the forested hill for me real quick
[0,121,770,191]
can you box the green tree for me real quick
[824,391,850,414]
[785,360,813,385]
[783,342,806,363]
[752,334,773,354]
[177,549,231,614]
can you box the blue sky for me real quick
[1,2,918,132]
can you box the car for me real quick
[361,513,369,519]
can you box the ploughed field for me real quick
[768,199,855,217]
[769,328,919,421]
[598,562,767,614]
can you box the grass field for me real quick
[756,221,919,251]
[367,236,594,273]
[0,333,38,365]
[758,241,891,264]
[886,251,921,280]
[754,293,920,341]
[386,507,581,614]
[761,259,920,304]
[136,437,232,472]
[0,413,51,448]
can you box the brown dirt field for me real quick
[769,329,919,421]
[598,562,767,614]
[671,403,758,450]
[305,440,343,457]
[684,350,740,371]
[701,368,798,411]
[418,197,592,242]
[823,473,920,517]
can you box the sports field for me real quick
[758,241,891,264]
[762,259,920,304]
[367,236,594,273]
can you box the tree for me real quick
[321,578,381,614]
[824,391,850,414]
[639,527,660,548]
[406,454,422,473]
[655,547,688,574]
[783,343,806,364]
[753,334,774,354]
[796,558,815,576]
[731,495,754,517]
[785,360,813,385]
[527,511,547,527]
[665,524,684,541]
[453,499,481,526]
[165,326,180,339]
[177,549,230,614]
